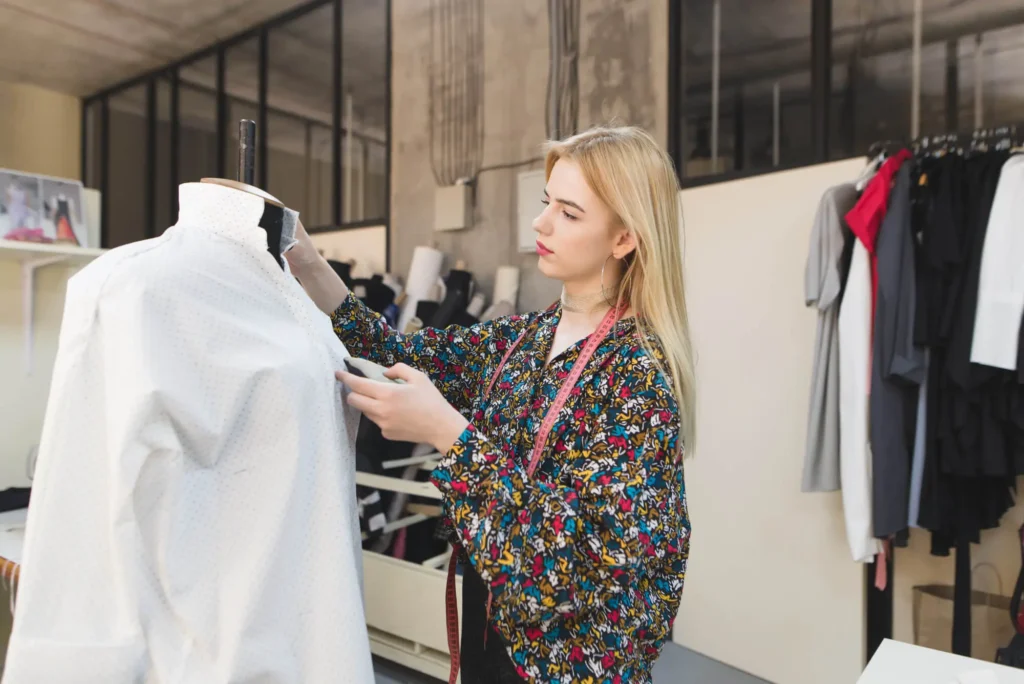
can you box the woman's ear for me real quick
[613,227,637,260]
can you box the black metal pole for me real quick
[239,120,257,185]
[866,553,893,663]
[258,28,269,188]
[384,0,392,269]
[170,69,180,224]
[100,96,110,248]
[842,60,857,157]
[733,86,745,171]
[80,98,89,185]
[667,0,683,179]
[945,39,959,132]
[145,79,157,239]
[811,0,832,161]
[216,48,227,178]
[332,0,343,226]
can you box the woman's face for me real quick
[532,158,633,285]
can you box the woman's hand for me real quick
[337,363,470,454]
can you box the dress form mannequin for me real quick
[200,119,287,268]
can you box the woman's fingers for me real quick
[344,389,382,417]
[336,370,392,400]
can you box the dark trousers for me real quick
[460,564,526,684]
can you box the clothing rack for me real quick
[861,125,1022,662]
[868,123,1023,159]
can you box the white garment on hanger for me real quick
[970,155,1024,370]
[837,239,881,563]
[3,182,374,684]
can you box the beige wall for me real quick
[676,159,1024,682]
[389,0,667,313]
[0,82,81,179]
[676,159,868,684]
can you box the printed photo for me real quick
[0,171,44,242]
[40,178,87,246]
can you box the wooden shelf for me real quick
[0,239,105,265]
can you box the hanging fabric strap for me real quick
[443,303,623,684]
[1009,524,1024,634]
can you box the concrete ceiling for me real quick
[0,0,309,94]
[0,0,388,132]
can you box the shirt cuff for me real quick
[328,291,362,328]
[431,423,498,496]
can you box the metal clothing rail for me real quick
[868,122,1023,158]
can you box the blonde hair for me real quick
[544,126,696,454]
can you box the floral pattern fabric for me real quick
[331,292,690,684]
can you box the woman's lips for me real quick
[536,241,553,256]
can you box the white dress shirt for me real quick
[3,182,374,684]
[971,155,1024,370]
[837,240,881,563]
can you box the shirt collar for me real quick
[176,182,268,249]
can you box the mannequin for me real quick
[200,119,288,268]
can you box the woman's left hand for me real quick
[336,363,470,454]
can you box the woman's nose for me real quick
[533,207,552,235]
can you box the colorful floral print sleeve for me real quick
[331,292,691,684]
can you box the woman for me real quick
[286,126,694,683]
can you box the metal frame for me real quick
[144,79,157,239]
[80,0,390,247]
[667,0,1024,189]
[332,0,344,227]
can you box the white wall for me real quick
[674,159,868,684]
[309,225,387,279]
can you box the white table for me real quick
[858,639,1024,684]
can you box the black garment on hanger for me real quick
[460,563,526,683]
[910,150,1021,657]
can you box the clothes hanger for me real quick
[199,119,289,268]
[855,150,885,192]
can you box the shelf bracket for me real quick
[22,256,68,376]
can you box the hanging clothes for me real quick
[970,155,1024,371]
[802,183,859,493]
[838,215,882,563]
[846,148,914,318]
[869,162,927,539]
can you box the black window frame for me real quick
[80,0,392,268]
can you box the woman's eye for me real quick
[540,198,549,206]
[562,211,578,221]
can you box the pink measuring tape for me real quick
[444,303,625,684]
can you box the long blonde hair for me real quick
[544,126,696,453]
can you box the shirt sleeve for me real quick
[331,292,522,412]
[430,384,689,626]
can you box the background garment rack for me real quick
[863,122,1023,663]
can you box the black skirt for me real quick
[460,563,526,684]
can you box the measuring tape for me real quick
[444,303,624,683]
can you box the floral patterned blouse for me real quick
[331,292,691,684]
